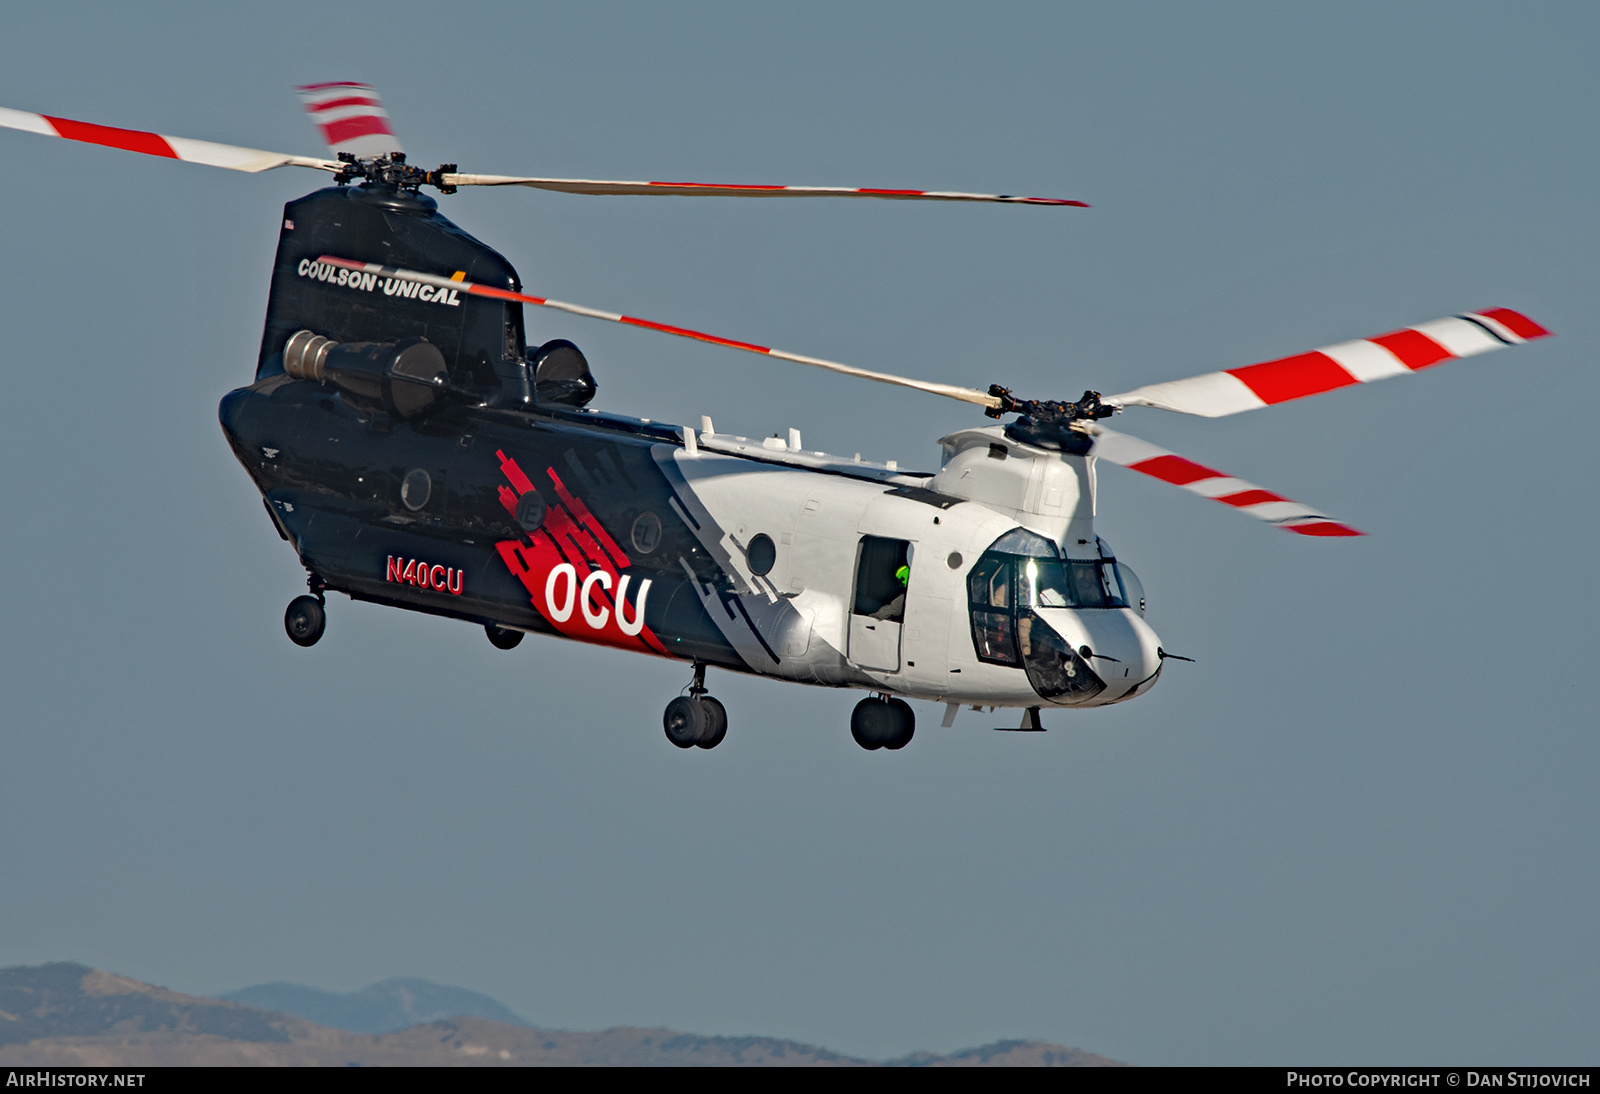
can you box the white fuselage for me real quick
[654,424,1164,709]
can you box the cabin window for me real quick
[747,533,776,575]
[401,468,432,511]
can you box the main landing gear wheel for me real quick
[851,695,915,751]
[664,662,728,750]
[697,695,727,750]
[664,696,706,748]
[485,623,523,650]
[284,595,325,647]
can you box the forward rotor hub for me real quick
[985,386,1116,452]
[984,386,1116,423]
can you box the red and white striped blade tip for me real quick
[0,105,333,173]
[1110,309,1551,418]
[443,174,1086,206]
[297,82,402,160]
[1091,426,1362,537]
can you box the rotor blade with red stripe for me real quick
[296,82,402,159]
[1108,310,1551,418]
[442,173,1087,206]
[0,105,337,174]
[313,255,1005,409]
[1090,426,1361,536]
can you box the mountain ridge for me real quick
[0,963,1123,1067]
[221,977,530,1034]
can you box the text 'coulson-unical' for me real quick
[297,259,461,306]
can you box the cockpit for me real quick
[967,528,1149,704]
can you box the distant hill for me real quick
[222,978,530,1034]
[0,963,298,1048]
[0,964,1123,1067]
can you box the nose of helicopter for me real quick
[1033,606,1164,701]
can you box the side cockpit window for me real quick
[968,554,1018,664]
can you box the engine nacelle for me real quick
[282,329,448,419]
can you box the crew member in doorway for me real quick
[871,563,910,622]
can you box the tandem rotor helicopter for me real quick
[0,85,1551,751]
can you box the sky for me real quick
[0,1,1595,1067]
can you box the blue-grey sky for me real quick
[0,1,1594,1066]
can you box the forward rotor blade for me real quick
[314,255,1004,410]
[442,174,1087,206]
[1109,309,1551,418]
[0,106,337,174]
[1090,426,1361,536]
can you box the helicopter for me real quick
[0,84,1551,752]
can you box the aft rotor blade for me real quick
[1109,309,1551,418]
[1090,426,1361,537]
[0,106,338,174]
[297,82,403,160]
[314,255,1004,410]
[442,173,1087,206]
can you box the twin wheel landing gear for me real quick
[284,574,327,647]
[664,663,727,750]
[284,583,905,757]
[851,694,915,751]
[283,574,531,655]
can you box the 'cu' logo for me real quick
[544,564,650,636]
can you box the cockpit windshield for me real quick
[975,528,1129,612]
[1019,555,1125,610]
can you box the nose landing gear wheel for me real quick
[284,595,326,647]
[851,695,915,750]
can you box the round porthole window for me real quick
[515,490,546,532]
[631,511,662,555]
[747,533,776,576]
[947,551,963,569]
[401,468,432,511]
